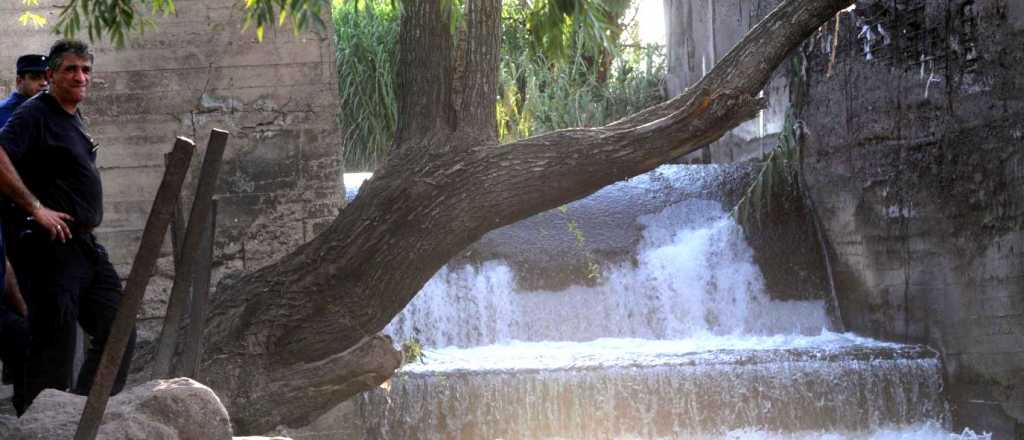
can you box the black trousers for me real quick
[0,218,30,414]
[11,231,136,411]
[0,305,28,414]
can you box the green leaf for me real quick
[278,2,290,26]
[18,11,47,29]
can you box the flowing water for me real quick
[339,166,985,440]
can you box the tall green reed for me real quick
[333,0,665,170]
[334,0,399,171]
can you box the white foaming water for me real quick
[386,200,829,348]
[343,172,373,201]
[361,341,950,438]
[704,423,990,440]
[342,167,976,439]
[401,331,896,373]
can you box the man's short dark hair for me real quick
[47,39,93,71]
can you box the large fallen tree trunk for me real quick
[199,0,855,433]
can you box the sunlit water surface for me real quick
[403,332,900,373]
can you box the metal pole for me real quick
[152,129,229,380]
[178,197,217,378]
[74,137,196,440]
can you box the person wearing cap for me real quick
[0,39,135,414]
[0,53,45,415]
[0,54,48,128]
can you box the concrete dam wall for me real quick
[664,0,1023,435]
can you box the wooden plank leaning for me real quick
[178,197,217,378]
[152,129,230,380]
[74,137,196,440]
[166,152,186,267]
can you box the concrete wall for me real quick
[796,1,1023,436]
[665,0,1023,435]
[0,0,343,348]
[663,0,787,163]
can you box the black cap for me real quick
[16,54,47,75]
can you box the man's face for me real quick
[46,53,92,106]
[15,72,47,97]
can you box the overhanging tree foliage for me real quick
[48,0,330,46]
[498,1,665,143]
[45,0,854,433]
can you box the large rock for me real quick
[10,378,232,440]
[0,414,16,438]
[264,399,364,440]
[454,164,759,291]
[234,437,293,440]
[458,162,829,301]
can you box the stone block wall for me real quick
[0,0,343,348]
[796,1,1023,436]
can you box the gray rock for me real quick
[0,414,17,438]
[267,399,364,440]
[455,164,760,291]
[12,378,232,440]
[234,437,293,440]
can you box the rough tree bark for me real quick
[199,0,855,433]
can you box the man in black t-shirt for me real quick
[0,39,136,414]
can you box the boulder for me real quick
[0,414,16,438]
[11,378,232,440]
[455,163,759,291]
[265,399,364,440]
[234,437,293,440]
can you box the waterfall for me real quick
[361,345,946,439]
[296,166,982,440]
[386,200,829,347]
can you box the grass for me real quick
[333,0,399,172]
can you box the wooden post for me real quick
[178,197,217,378]
[702,0,717,165]
[166,152,187,267]
[152,129,229,380]
[74,137,195,440]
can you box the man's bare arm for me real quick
[4,257,26,317]
[0,145,73,241]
